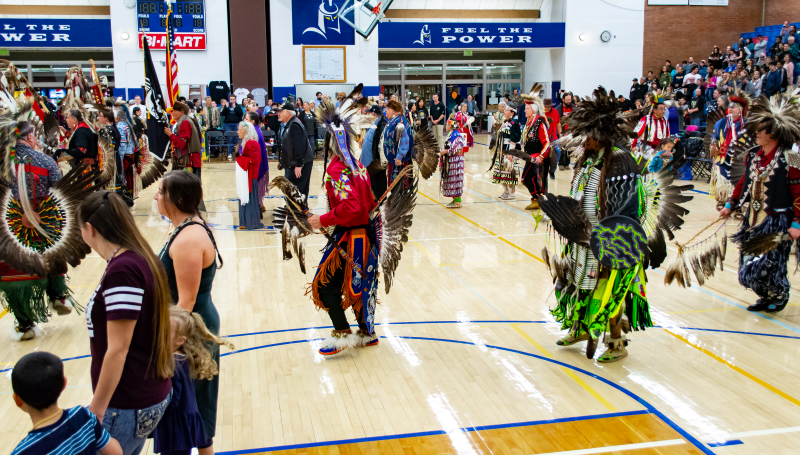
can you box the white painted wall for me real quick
[269,0,379,92]
[110,0,230,96]
[562,0,643,98]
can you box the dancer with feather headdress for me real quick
[539,86,694,363]
[707,87,751,208]
[632,95,669,159]
[489,102,521,200]
[0,115,105,340]
[719,89,800,313]
[381,99,413,188]
[519,84,551,210]
[269,84,417,356]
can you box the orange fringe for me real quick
[305,240,365,314]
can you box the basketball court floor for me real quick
[2,136,800,454]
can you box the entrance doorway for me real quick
[404,84,441,107]
[446,84,482,113]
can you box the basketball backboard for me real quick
[337,0,393,39]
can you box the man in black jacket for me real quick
[220,94,243,159]
[277,102,314,198]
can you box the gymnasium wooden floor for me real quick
[2,136,800,454]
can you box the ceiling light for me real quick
[121,32,130,40]
[579,34,586,41]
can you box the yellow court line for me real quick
[0,308,7,320]
[663,329,800,408]
[510,323,617,412]
[417,191,545,264]
[418,188,800,410]
[409,236,442,266]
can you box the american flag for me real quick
[165,0,178,107]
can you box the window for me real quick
[404,64,442,81]
[379,64,401,82]
[445,63,483,80]
[486,63,523,80]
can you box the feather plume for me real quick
[97,125,118,190]
[541,247,552,277]
[412,128,439,179]
[690,253,705,286]
[562,87,640,145]
[378,174,418,294]
[646,227,667,269]
[738,232,790,256]
[664,258,684,287]
[745,88,800,147]
[551,254,573,287]
[136,135,168,190]
[269,176,314,234]
[720,231,727,260]
[537,193,592,247]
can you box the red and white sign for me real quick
[138,33,205,50]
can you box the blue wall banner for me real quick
[291,0,355,46]
[378,22,565,49]
[0,19,111,47]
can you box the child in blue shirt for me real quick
[11,352,121,455]
[648,137,677,174]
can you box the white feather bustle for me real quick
[320,332,360,351]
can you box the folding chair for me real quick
[223,130,240,161]
[205,130,224,161]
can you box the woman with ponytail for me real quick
[79,191,174,455]
[154,170,223,455]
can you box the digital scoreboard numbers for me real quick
[137,0,206,50]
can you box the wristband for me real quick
[792,222,800,230]
[724,202,731,210]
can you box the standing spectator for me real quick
[220,94,243,159]
[699,60,708,78]
[629,78,640,101]
[555,93,575,170]
[789,36,800,65]
[302,102,316,152]
[78,191,173,455]
[777,61,789,93]
[465,94,477,116]
[245,112,269,213]
[705,69,718,100]
[646,70,656,84]
[754,35,768,59]
[770,37,783,59]
[234,122,263,230]
[154,171,225,453]
[543,98,560,179]
[130,95,147,120]
[617,94,633,112]
[687,88,705,127]
[659,67,672,88]
[683,66,702,97]
[709,47,723,70]
[416,99,429,130]
[202,97,220,158]
[752,69,763,96]
[783,54,794,87]
[780,21,791,41]
[738,73,756,97]
[763,62,781,97]
[664,59,675,74]
[429,93,446,149]
[278,102,314,199]
[671,66,686,94]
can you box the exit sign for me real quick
[464,50,472,56]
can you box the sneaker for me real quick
[556,331,590,346]
[52,298,72,316]
[500,193,515,200]
[499,190,508,199]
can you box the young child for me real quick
[648,137,677,173]
[11,351,122,455]
[152,306,234,455]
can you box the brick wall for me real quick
[765,0,800,27]
[642,1,762,76]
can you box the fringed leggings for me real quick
[318,258,367,333]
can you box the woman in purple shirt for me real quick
[245,111,269,213]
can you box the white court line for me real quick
[713,425,800,440]
[536,439,685,455]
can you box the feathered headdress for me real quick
[557,86,639,148]
[316,84,377,175]
[520,83,545,116]
[726,84,752,116]
[745,88,800,148]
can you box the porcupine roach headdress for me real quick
[316,83,377,175]
[0,105,107,278]
[520,83,545,116]
[556,86,640,150]
[745,87,800,148]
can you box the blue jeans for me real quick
[223,123,238,156]
[102,394,171,455]
[690,117,702,127]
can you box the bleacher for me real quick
[740,22,800,56]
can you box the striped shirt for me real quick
[87,250,171,409]
[12,406,110,455]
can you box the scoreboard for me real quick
[137,0,206,50]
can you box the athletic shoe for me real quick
[500,193,515,200]
[747,299,770,312]
[765,299,788,313]
[499,190,508,199]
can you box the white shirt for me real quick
[233,88,250,104]
[684,73,701,85]
[251,88,267,107]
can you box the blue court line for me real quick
[443,266,507,319]
[708,439,744,447]
[4,320,796,373]
[216,410,650,454]
[208,336,712,455]
[650,269,800,335]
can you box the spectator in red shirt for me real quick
[543,98,561,179]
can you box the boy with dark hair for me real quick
[11,352,121,455]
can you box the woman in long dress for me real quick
[440,115,467,208]
[155,171,223,454]
[236,121,264,230]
